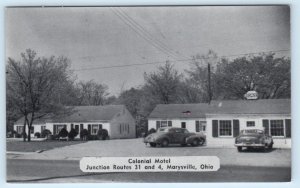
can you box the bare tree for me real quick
[6,49,74,141]
[77,80,109,106]
[185,50,218,102]
[144,62,182,104]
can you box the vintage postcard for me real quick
[6,6,291,183]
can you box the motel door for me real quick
[181,122,186,129]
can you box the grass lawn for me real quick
[7,140,87,152]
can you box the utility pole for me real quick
[207,63,212,104]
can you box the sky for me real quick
[5,6,290,96]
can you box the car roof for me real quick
[159,127,184,130]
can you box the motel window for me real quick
[200,121,206,131]
[246,121,255,127]
[119,124,129,134]
[156,120,171,129]
[195,121,206,132]
[30,126,34,134]
[41,126,46,132]
[17,126,24,134]
[219,120,232,136]
[54,124,66,135]
[270,120,284,136]
[91,124,102,135]
[161,121,168,127]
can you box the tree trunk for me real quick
[27,127,31,142]
[26,117,32,142]
[23,120,26,142]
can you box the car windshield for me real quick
[240,129,264,135]
[158,128,169,132]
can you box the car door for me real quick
[172,129,186,144]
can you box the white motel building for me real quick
[148,99,291,148]
[14,105,136,139]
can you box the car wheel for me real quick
[161,139,169,147]
[268,143,273,150]
[191,139,200,146]
[150,143,157,147]
[237,146,242,152]
[198,138,205,146]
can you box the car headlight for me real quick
[259,137,265,143]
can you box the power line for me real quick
[72,49,290,72]
[111,7,180,60]
[116,7,189,60]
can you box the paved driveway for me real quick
[9,138,291,167]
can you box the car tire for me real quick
[199,138,205,146]
[268,143,273,150]
[150,143,157,147]
[191,139,200,146]
[161,139,169,147]
[237,146,242,152]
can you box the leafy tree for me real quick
[6,49,74,141]
[214,53,290,99]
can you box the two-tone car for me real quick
[144,127,206,147]
[235,129,273,152]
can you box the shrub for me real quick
[58,128,68,138]
[12,130,18,138]
[34,132,41,138]
[97,129,109,140]
[88,135,98,140]
[68,128,78,140]
[41,129,52,138]
[80,129,89,141]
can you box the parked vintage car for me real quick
[234,129,274,152]
[144,127,206,147]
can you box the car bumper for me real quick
[235,143,265,147]
[144,138,157,144]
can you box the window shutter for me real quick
[63,124,67,129]
[168,121,172,127]
[99,124,103,130]
[156,121,160,130]
[80,124,83,132]
[53,125,57,135]
[212,120,218,137]
[196,121,200,132]
[71,124,74,130]
[285,119,291,138]
[233,120,240,137]
[263,120,269,136]
[88,124,91,134]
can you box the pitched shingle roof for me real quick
[148,103,212,119]
[15,105,125,124]
[209,99,291,115]
[148,99,291,119]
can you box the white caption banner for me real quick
[80,156,220,172]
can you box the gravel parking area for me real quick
[10,138,291,167]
